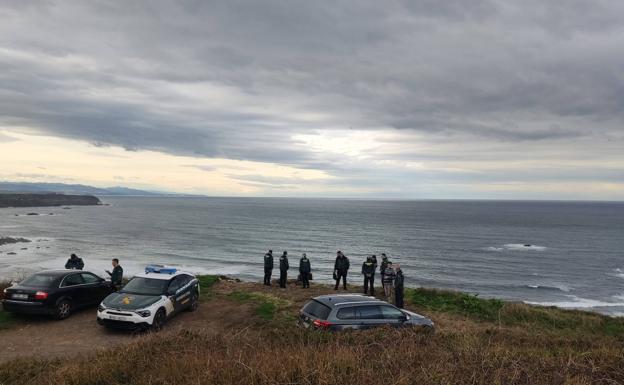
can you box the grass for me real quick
[408,287,624,336]
[2,280,624,384]
[227,290,291,320]
[197,275,220,291]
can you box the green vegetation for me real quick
[197,275,220,291]
[228,290,291,320]
[408,287,624,335]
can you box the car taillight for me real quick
[313,319,332,329]
[34,291,48,300]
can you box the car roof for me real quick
[32,270,95,277]
[313,294,383,308]
[133,270,194,280]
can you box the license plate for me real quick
[109,315,127,321]
[12,293,28,300]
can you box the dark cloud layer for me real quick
[0,1,623,197]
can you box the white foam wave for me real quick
[485,244,547,252]
[526,295,624,309]
[526,284,570,292]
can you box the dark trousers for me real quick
[279,270,287,288]
[301,273,310,288]
[334,271,347,290]
[264,268,272,285]
[363,274,375,295]
[395,287,404,308]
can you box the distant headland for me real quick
[0,193,101,208]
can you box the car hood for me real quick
[102,292,162,310]
[404,310,434,327]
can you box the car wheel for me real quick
[187,291,199,312]
[54,299,72,320]
[151,308,167,331]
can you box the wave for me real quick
[526,284,570,292]
[486,244,547,252]
[525,295,624,309]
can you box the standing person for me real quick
[371,254,378,274]
[279,251,289,288]
[380,254,389,290]
[382,261,396,301]
[394,265,405,308]
[64,253,84,270]
[361,256,375,295]
[106,258,123,291]
[299,253,311,288]
[263,250,274,286]
[333,251,350,290]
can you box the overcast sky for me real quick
[0,1,623,199]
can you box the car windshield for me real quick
[121,277,168,296]
[20,273,59,288]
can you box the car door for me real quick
[355,305,385,329]
[80,272,108,304]
[59,273,86,306]
[335,306,359,330]
[166,275,188,313]
[380,305,407,327]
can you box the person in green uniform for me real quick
[106,258,123,291]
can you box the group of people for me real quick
[64,253,124,290]
[262,250,406,308]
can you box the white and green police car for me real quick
[97,265,200,330]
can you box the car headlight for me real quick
[136,309,151,318]
[97,304,106,312]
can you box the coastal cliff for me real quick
[0,193,101,208]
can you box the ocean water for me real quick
[1,197,623,315]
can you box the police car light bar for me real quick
[145,265,177,274]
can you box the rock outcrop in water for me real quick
[0,237,31,246]
[0,193,101,208]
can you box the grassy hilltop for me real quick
[1,276,624,385]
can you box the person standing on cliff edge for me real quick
[263,250,274,286]
[279,251,289,288]
[394,265,405,308]
[299,253,311,288]
[65,253,84,270]
[334,251,350,290]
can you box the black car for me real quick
[2,270,113,319]
[298,294,434,331]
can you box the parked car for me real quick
[97,265,199,331]
[2,270,113,319]
[298,294,434,331]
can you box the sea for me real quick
[1,197,623,315]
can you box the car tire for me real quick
[151,308,166,331]
[54,299,72,320]
[187,291,199,312]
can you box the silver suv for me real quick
[298,294,434,331]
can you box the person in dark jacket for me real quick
[263,250,274,286]
[105,258,123,291]
[371,254,378,274]
[361,256,375,295]
[380,254,389,289]
[299,253,311,288]
[65,253,84,270]
[279,251,289,288]
[394,264,405,308]
[333,251,350,290]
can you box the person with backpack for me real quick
[279,251,289,288]
[333,251,350,290]
[299,253,311,288]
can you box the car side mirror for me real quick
[166,289,176,296]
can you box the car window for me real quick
[356,305,383,319]
[81,273,101,284]
[62,273,85,287]
[168,276,185,293]
[380,306,405,319]
[302,300,332,320]
[20,274,60,288]
[122,277,168,295]
[336,307,357,320]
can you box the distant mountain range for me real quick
[0,181,196,196]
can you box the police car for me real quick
[97,265,200,330]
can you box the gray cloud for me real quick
[0,1,623,197]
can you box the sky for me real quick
[0,1,623,200]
